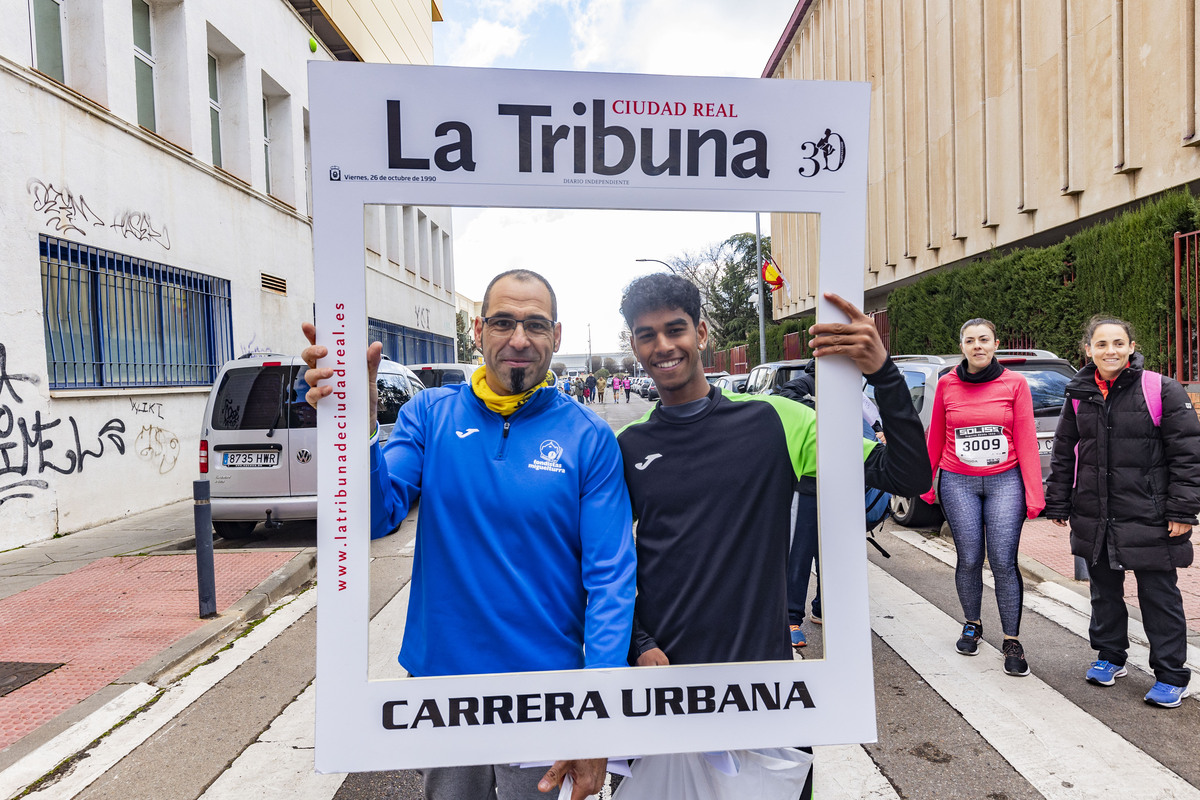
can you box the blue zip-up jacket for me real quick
[369,382,636,677]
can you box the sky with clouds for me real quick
[432,1,797,355]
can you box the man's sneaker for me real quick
[810,612,823,626]
[1002,639,1030,676]
[1085,660,1128,686]
[955,622,982,656]
[790,624,807,649]
[1144,682,1191,708]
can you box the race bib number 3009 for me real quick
[954,425,1008,467]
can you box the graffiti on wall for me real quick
[27,179,105,236]
[135,425,179,474]
[28,178,172,250]
[237,333,273,359]
[129,398,165,419]
[111,210,171,250]
[0,343,131,508]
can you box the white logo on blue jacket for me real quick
[530,439,567,474]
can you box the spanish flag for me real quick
[762,254,791,298]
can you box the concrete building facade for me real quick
[0,0,451,548]
[763,0,1200,317]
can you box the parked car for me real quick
[873,349,1076,527]
[645,378,658,401]
[704,371,730,384]
[713,373,750,393]
[743,359,812,396]
[200,353,425,539]
[407,362,479,388]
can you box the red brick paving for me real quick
[1020,517,1200,633]
[0,552,294,751]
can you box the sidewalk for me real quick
[1018,517,1200,634]
[0,500,315,767]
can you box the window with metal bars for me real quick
[367,317,454,366]
[39,235,233,388]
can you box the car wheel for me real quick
[889,494,943,529]
[213,521,257,540]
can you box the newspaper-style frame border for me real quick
[309,62,872,773]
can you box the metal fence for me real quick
[368,317,454,366]
[1175,231,1200,383]
[40,235,233,388]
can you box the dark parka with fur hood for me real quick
[1044,353,1200,571]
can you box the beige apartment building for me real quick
[764,0,1200,317]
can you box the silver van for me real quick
[200,354,424,538]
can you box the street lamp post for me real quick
[755,213,766,365]
[634,258,672,270]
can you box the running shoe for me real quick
[1144,682,1191,708]
[1002,638,1029,676]
[955,621,982,656]
[810,612,823,626]
[1085,660,1128,686]
[790,624,807,648]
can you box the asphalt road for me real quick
[14,389,1200,800]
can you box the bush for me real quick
[888,190,1199,371]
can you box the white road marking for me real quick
[18,590,316,800]
[811,745,901,799]
[0,683,159,800]
[198,684,343,800]
[199,563,417,799]
[868,562,1199,799]
[888,527,1200,682]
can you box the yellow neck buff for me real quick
[471,366,551,415]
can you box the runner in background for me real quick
[921,318,1044,676]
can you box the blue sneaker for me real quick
[1085,660,1128,686]
[790,624,807,649]
[1144,682,1191,708]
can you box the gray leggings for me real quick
[939,468,1027,637]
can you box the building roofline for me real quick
[762,0,814,78]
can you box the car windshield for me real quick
[1015,367,1072,416]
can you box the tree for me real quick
[663,233,774,350]
[621,355,637,374]
[551,362,566,376]
[602,357,618,374]
[709,233,771,349]
[618,327,633,353]
[455,311,477,363]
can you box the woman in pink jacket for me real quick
[922,318,1045,676]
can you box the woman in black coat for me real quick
[1044,316,1200,707]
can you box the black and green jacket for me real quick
[617,358,930,665]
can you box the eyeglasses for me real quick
[481,316,556,338]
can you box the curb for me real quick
[119,549,317,686]
[0,549,317,774]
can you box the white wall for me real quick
[0,0,454,547]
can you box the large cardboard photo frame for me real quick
[309,62,871,773]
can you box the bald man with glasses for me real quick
[303,269,635,800]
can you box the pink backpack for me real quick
[1070,370,1163,487]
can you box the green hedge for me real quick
[888,191,1198,371]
